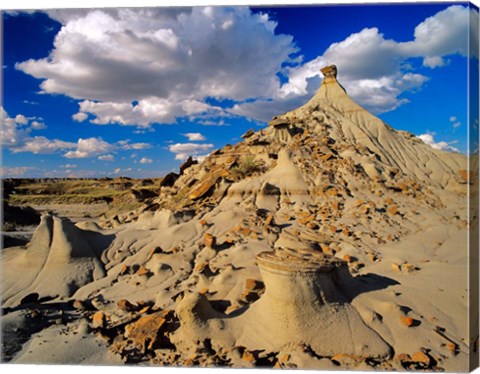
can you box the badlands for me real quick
[1,65,476,371]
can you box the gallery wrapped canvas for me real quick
[1,0,479,372]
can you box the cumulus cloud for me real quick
[17,7,296,127]
[14,137,76,154]
[235,5,477,118]
[1,108,152,157]
[140,157,153,164]
[15,114,29,125]
[168,142,214,161]
[183,132,206,141]
[64,137,113,158]
[72,112,88,122]
[30,120,47,130]
[0,166,36,177]
[418,133,459,152]
[98,154,115,161]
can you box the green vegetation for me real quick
[231,155,263,179]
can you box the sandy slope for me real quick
[1,65,474,371]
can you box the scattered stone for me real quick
[401,263,417,273]
[204,233,216,248]
[242,350,256,363]
[241,129,255,139]
[387,205,399,216]
[124,312,167,351]
[400,316,415,327]
[269,118,290,127]
[72,300,87,310]
[92,311,106,328]
[117,299,136,313]
[119,264,129,276]
[136,266,151,277]
[391,263,402,273]
[411,351,431,367]
[447,342,459,355]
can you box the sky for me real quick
[1,1,479,178]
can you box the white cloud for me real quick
[64,137,113,158]
[98,154,115,161]
[453,122,461,128]
[17,7,297,127]
[168,142,214,161]
[234,5,477,119]
[62,164,78,168]
[418,133,459,152]
[72,112,88,122]
[13,136,76,154]
[183,132,206,141]
[140,157,153,164]
[14,114,29,125]
[119,141,151,150]
[30,120,47,130]
[450,116,457,122]
[0,166,36,177]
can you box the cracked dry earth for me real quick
[2,65,476,371]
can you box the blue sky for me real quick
[1,2,478,178]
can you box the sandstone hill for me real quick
[1,66,472,371]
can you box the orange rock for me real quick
[199,219,208,226]
[329,225,338,233]
[242,350,255,363]
[343,254,352,262]
[401,263,417,273]
[325,187,339,197]
[342,227,351,236]
[447,342,459,355]
[388,205,399,215]
[391,263,402,273]
[124,312,167,350]
[194,262,208,272]
[148,247,162,258]
[199,288,209,295]
[400,316,414,327]
[245,278,262,292]
[136,266,150,277]
[240,228,252,236]
[92,311,106,328]
[395,353,411,362]
[385,197,394,205]
[119,264,129,276]
[411,351,431,366]
[72,300,86,310]
[117,299,136,312]
[264,214,274,226]
[204,233,216,248]
[320,243,335,255]
[188,172,224,200]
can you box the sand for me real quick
[1,65,476,371]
